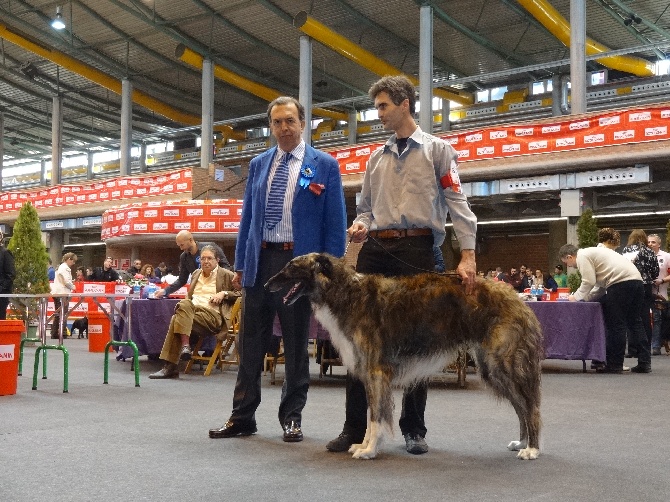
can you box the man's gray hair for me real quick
[558,244,579,259]
[200,245,219,259]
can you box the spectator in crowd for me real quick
[51,253,77,339]
[91,257,120,282]
[648,234,670,355]
[544,271,559,292]
[533,269,544,287]
[149,246,240,379]
[47,258,55,281]
[509,267,523,292]
[75,266,86,282]
[622,229,659,357]
[495,266,508,282]
[129,259,142,276]
[85,266,94,280]
[598,227,621,250]
[154,262,167,279]
[520,264,532,291]
[154,231,231,299]
[0,231,16,321]
[559,243,651,374]
[553,264,568,287]
[139,264,161,284]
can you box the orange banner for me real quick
[329,105,670,174]
[101,199,243,239]
[0,169,192,213]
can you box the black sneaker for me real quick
[404,433,428,455]
[326,431,363,452]
[630,365,651,373]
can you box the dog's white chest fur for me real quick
[312,306,357,370]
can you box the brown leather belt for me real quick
[261,241,294,251]
[368,228,432,239]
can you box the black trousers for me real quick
[230,247,312,427]
[603,280,650,369]
[0,295,9,320]
[343,234,434,438]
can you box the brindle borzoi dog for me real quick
[266,253,543,460]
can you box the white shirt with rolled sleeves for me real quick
[353,126,477,248]
[652,249,670,300]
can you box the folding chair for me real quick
[185,297,241,376]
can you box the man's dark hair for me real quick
[555,264,563,271]
[368,75,416,114]
[267,96,305,124]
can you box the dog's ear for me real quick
[314,253,334,278]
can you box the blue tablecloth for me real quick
[527,301,606,361]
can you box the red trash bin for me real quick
[0,320,24,396]
[87,312,113,352]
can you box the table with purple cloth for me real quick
[119,298,180,358]
[527,301,606,371]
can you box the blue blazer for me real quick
[235,144,347,287]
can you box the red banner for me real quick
[329,105,670,175]
[101,199,243,239]
[0,169,192,213]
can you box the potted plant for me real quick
[7,202,51,335]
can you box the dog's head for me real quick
[265,253,337,305]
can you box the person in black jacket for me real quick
[91,257,120,282]
[154,230,231,298]
[0,231,16,320]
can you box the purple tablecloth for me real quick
[120,299,179,357]
[527,301,606,361]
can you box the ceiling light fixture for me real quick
[623,13,642,27]
[51,6,66,30]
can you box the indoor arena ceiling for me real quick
[2,0,670,160]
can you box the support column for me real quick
[40,159,46,186]
[348,109,358,144]
[120,78,132,176]
[139,142,147,173]
[86,151,94,180]
[419,4,433,133]
[201,58,214,170]
[51,96,63,186]
[299,35,313,146]
[0,112,4,191]
[570,0,587,114]
[441,99,450,132]
[49,230,64,267]
[552,75,563,116]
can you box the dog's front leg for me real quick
[350,369,393,460]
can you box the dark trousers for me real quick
[0,296,9,320]
[230,247,312,427]
[343,234,434,438]
[603,280,650,369]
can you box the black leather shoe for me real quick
[209,420,257,439]
[595,366,623,374]
[326,431,363,452]
[631,365,652,373]
[282,421,303,442]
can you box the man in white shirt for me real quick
[559,243,651,373]
[648,234,670,355]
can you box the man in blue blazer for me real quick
[209,96,346,443]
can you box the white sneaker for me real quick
[623,366,631,372]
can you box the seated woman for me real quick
[139,264,161,284]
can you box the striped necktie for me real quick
[265,152,291,229]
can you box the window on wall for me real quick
[656,59,670,75]
[476,86,508,103]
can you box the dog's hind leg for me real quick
[477,348,541,460]
[350,369,393,460]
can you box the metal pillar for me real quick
[86,151,94,180]
[0,112,4,191]
[201,58,214,170]
[299,35,313,146]
[348,109,358,145]
[139,142,147,173]
[40,159,46,186]
[419,4,433,133]
[441,99,451,132]
[552,75,562,116]
[120,78,132,176]
[51,96,63,186]
[570,0,587,114]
